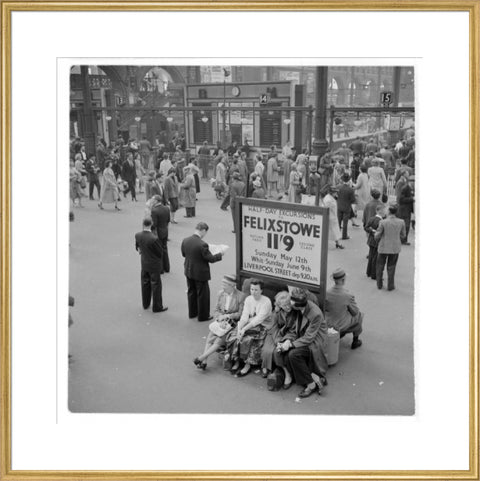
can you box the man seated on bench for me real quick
[324,268,364,350]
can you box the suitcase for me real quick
[326,328,340,366]
[267,368,285,391]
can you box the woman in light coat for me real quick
[179,165,196,217]
[296,155,307,187]
[69,159,83,208]
[320,184,343,249]
[193,275,245,370]
[367,158,387,194]
[134,153,145,193]
[98,160,120,210]
[288,163,301,203]
[353,164,371,211]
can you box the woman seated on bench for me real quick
[260,290,296,379]
[193,275,245,370]
[225,279,272,377]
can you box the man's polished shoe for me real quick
[298,384,318,398]
[342,236,350,240]
[198,316,213,322]
[312,373,327,394]
[351,339,363,350]
[154,307,168,313]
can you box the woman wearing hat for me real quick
[98,160,121,211]
[144,194,162,220]
[287,163,301,203]
[251,176,266,199]
[187,158,201,194]
[70,158,84,208]
[193,275,245,370]
[179,164,197,217]
[319,184,344,249]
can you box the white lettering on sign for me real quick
[241,204,323,285]
[259,93,271,105]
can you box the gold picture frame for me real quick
[1,2,478,480]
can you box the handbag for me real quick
[267,368,285,391]
[208,319,234,337]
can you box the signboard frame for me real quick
[234,197,330,307]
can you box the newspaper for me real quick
[208,244,229,256]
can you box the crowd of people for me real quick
[70,127,415,399]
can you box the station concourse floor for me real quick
[68,179,414,415]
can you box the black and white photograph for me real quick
[68,64,416,415]
[2,3,476,476]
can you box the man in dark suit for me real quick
[150,173,166,203]
[181,222,224,322]
[150,196,171,274]
[397,178,415,245]
[349,136,366,159]
[336,173,356,240]
[362,189,382,228]
[364,204,385,280]
[122,152,137,201]
[134,218,168,313]
[375,205,407,291]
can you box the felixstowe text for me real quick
[241,204,324,285]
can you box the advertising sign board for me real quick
[235,198,329,305]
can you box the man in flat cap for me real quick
[325,268,363,349]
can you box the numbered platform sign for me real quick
[235,198,329,303]
[259,93,271,105]
[381,91,393,106]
